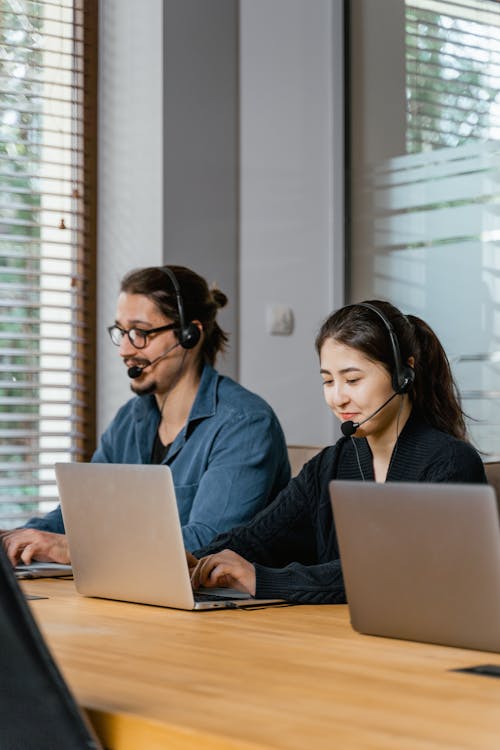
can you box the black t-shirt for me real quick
[151,432,171,464]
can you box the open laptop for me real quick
[15,562,73,579]
[55,462,283,610]
[329,480,500,652]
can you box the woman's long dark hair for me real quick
[315,300,466,440]
[121,265,229,370]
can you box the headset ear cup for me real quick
[179,322,201,349]
[395,365,415,394]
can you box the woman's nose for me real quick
[331,383,349,407]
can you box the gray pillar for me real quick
[164,0,239,378]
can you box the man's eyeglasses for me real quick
[107,323,177,349]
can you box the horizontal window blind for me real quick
[349,0,500,459]
[0,0,97,527]
[406,0,500,151]
[404,1,500,455]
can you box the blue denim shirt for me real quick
[25,365,291,550]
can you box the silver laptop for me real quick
[15,562,73,579]
[330,480,500,652]
[55,462,282,610]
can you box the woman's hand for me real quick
[190,549,256,596]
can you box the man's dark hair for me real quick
[121,265,229,368]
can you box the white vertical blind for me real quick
[0,0,95,526]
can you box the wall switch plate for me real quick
[267,304,294,335]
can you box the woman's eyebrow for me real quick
[339,366,363,375]
[320,366,363,376]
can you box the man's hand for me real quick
[186,550,198,576]
[190,549,256,596]
[1,529,70,567]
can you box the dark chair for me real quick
[0,543,101,749]
[485,461,500,503]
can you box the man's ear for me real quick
[192,320,204,339]
[184,320,204,351]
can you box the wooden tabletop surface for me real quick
[22,578,500,750]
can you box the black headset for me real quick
[358,302,415,394]
[159,266,201,350]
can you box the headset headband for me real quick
[358,302,414,394]
[159,266,201,350]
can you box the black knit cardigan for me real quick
[194,412,487,604]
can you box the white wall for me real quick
[97,0,164,437]
[97,0,345,447]
[239,0,344,445]
[164,0,239,380]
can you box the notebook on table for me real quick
[55,462,283,611]
[329,480,500,652]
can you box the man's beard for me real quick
[128,351,188,399]
[130,380,157,396]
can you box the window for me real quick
[0,0,97,527]
[349,0,500,456]
[406,0,500,151]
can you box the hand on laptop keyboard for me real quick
[1,529,70,567]
[190,550,256,596]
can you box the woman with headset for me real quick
[189,300,487,604]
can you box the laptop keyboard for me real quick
[15,563,73,579]
[194,590,241,602]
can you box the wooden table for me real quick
[23,578,500,750]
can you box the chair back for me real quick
[0,543,102,749]
[484,461,500,503]
[287,445,324,477]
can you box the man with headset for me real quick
[2,265,290,566]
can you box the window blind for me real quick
[406,0,500,152]
[349,0,500,458]
[0,0,97,527]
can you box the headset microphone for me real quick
[127,342,180,379]
[127,364,146,380]
[341,391,400,437]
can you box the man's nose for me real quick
[119,334,136,357]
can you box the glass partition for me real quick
[349,0,500,457]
